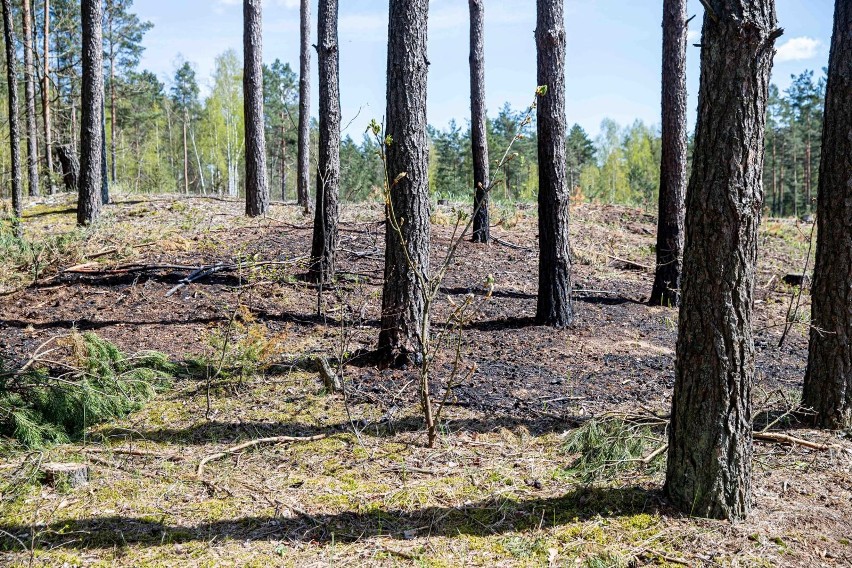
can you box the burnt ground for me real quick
[0,194,850,567]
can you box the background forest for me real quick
[0,0,827,215]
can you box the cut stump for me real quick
[40,462,89,488]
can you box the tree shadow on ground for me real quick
[93,412,580,446]
[0,486,663,551]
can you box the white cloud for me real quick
[217,0,298,8]
[775,36,821,63]
[686,29,700,44]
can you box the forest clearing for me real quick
[0,194,849,566]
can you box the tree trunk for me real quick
[309,0,341,283]
[244,0,269,217]
[469,0,490,243]
[379,0,431,366]
[803,1,852,430]
[281,114,287,201]
[110,43,117,183]
[665,0,778,521]
[535,0,573,327]
[77,0,104,226]
[57,145,79,192]
[42,0,55,195]
[296,0,311,213]
[2,0,23,234]
[22,0,39,198]
[182,117,189,194]
[649,0,688,307]
[101,97,109,204]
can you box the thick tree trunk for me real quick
[77,0,104,226]
[2,0,22,233]
[803,1,852,430]
[22,0,39,198]
[243,0,269,217]
[309,0,341,283]
[378,0,431,366]
[650,0,688,307]
[535,0,573,327]
[665,0,778,521]
[296,0,311,213]
[469,0,489,243]
[42,0,55,195]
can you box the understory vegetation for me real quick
[0,195,848,566]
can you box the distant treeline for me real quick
[0,0,824,218]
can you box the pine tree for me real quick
[243,0,269,216]
[1,0,23,234]
[77,0,104,225]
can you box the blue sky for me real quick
[136,0,833,139]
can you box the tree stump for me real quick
[40,462,89,488]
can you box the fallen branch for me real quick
[82,447,185,462]
[197,434,328,477]
[492,236,531,251]
[316,357,343,393]
[165,263,228,297]
[640,444,668,464]
[753,431,838,451]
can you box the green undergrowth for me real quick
[562,418,664,482]
[0,333,175,449]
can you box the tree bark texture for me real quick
[244,0,269,217]
[77,0,104,226]
[379,0,431,366]
[2,0,22,229]
[109,36,116,184]
[309,0,341,283]
[665,0,778,521]
[57,145,79,192]
[22,0,39,197]
[296,0,311,213]
[650,0,688,307]
[469,0,490,243]
[535,0,573,327]
[803,1,852,430]
[101,97,109,204]
[42,0,56,194]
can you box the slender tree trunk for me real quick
[309,0,340,283]
[535,0,573,327]
[190,128,206,195]
[182,117,189,194]
[296,0,311,213]
[244,0,269,216]
[772,132,778,216]
[469,0,490,243]
[792,148,798,218]
[805,112,812,211]
[379,0,431,366]
[803,0,852,430]
[110,45,117,183]
[101,96,108,204]
[650,0,688,307]
[77,0,104,225]
[779,137,786,216]
[2,0,22,235]
[665,0,778,521]
[21,0,39,197]
[281,113,287,201]
[42,0,55,194]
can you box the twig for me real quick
[196,434,328,477]
[492,236,530,251]
[779,216,816,347]
[640,444,668,464]
[82,447,184,462]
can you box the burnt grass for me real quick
[0,194,850,567]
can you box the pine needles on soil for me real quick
[563,418,664,482]
[0,333,174,449]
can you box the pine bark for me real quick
[535,0,573,327]
[803,0,852,430]
[469,0,489,243]
[309,0,340,283]
[650,0,688,307]
[665,0,778,520]
[244,0,269,217]
[77,0,104,226]
[2,0,22,233]
[42,0,56,194]
[22,0,39,197]
[379,0,431,366]
[296,0,311,213]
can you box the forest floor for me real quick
[0,193,850,567]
